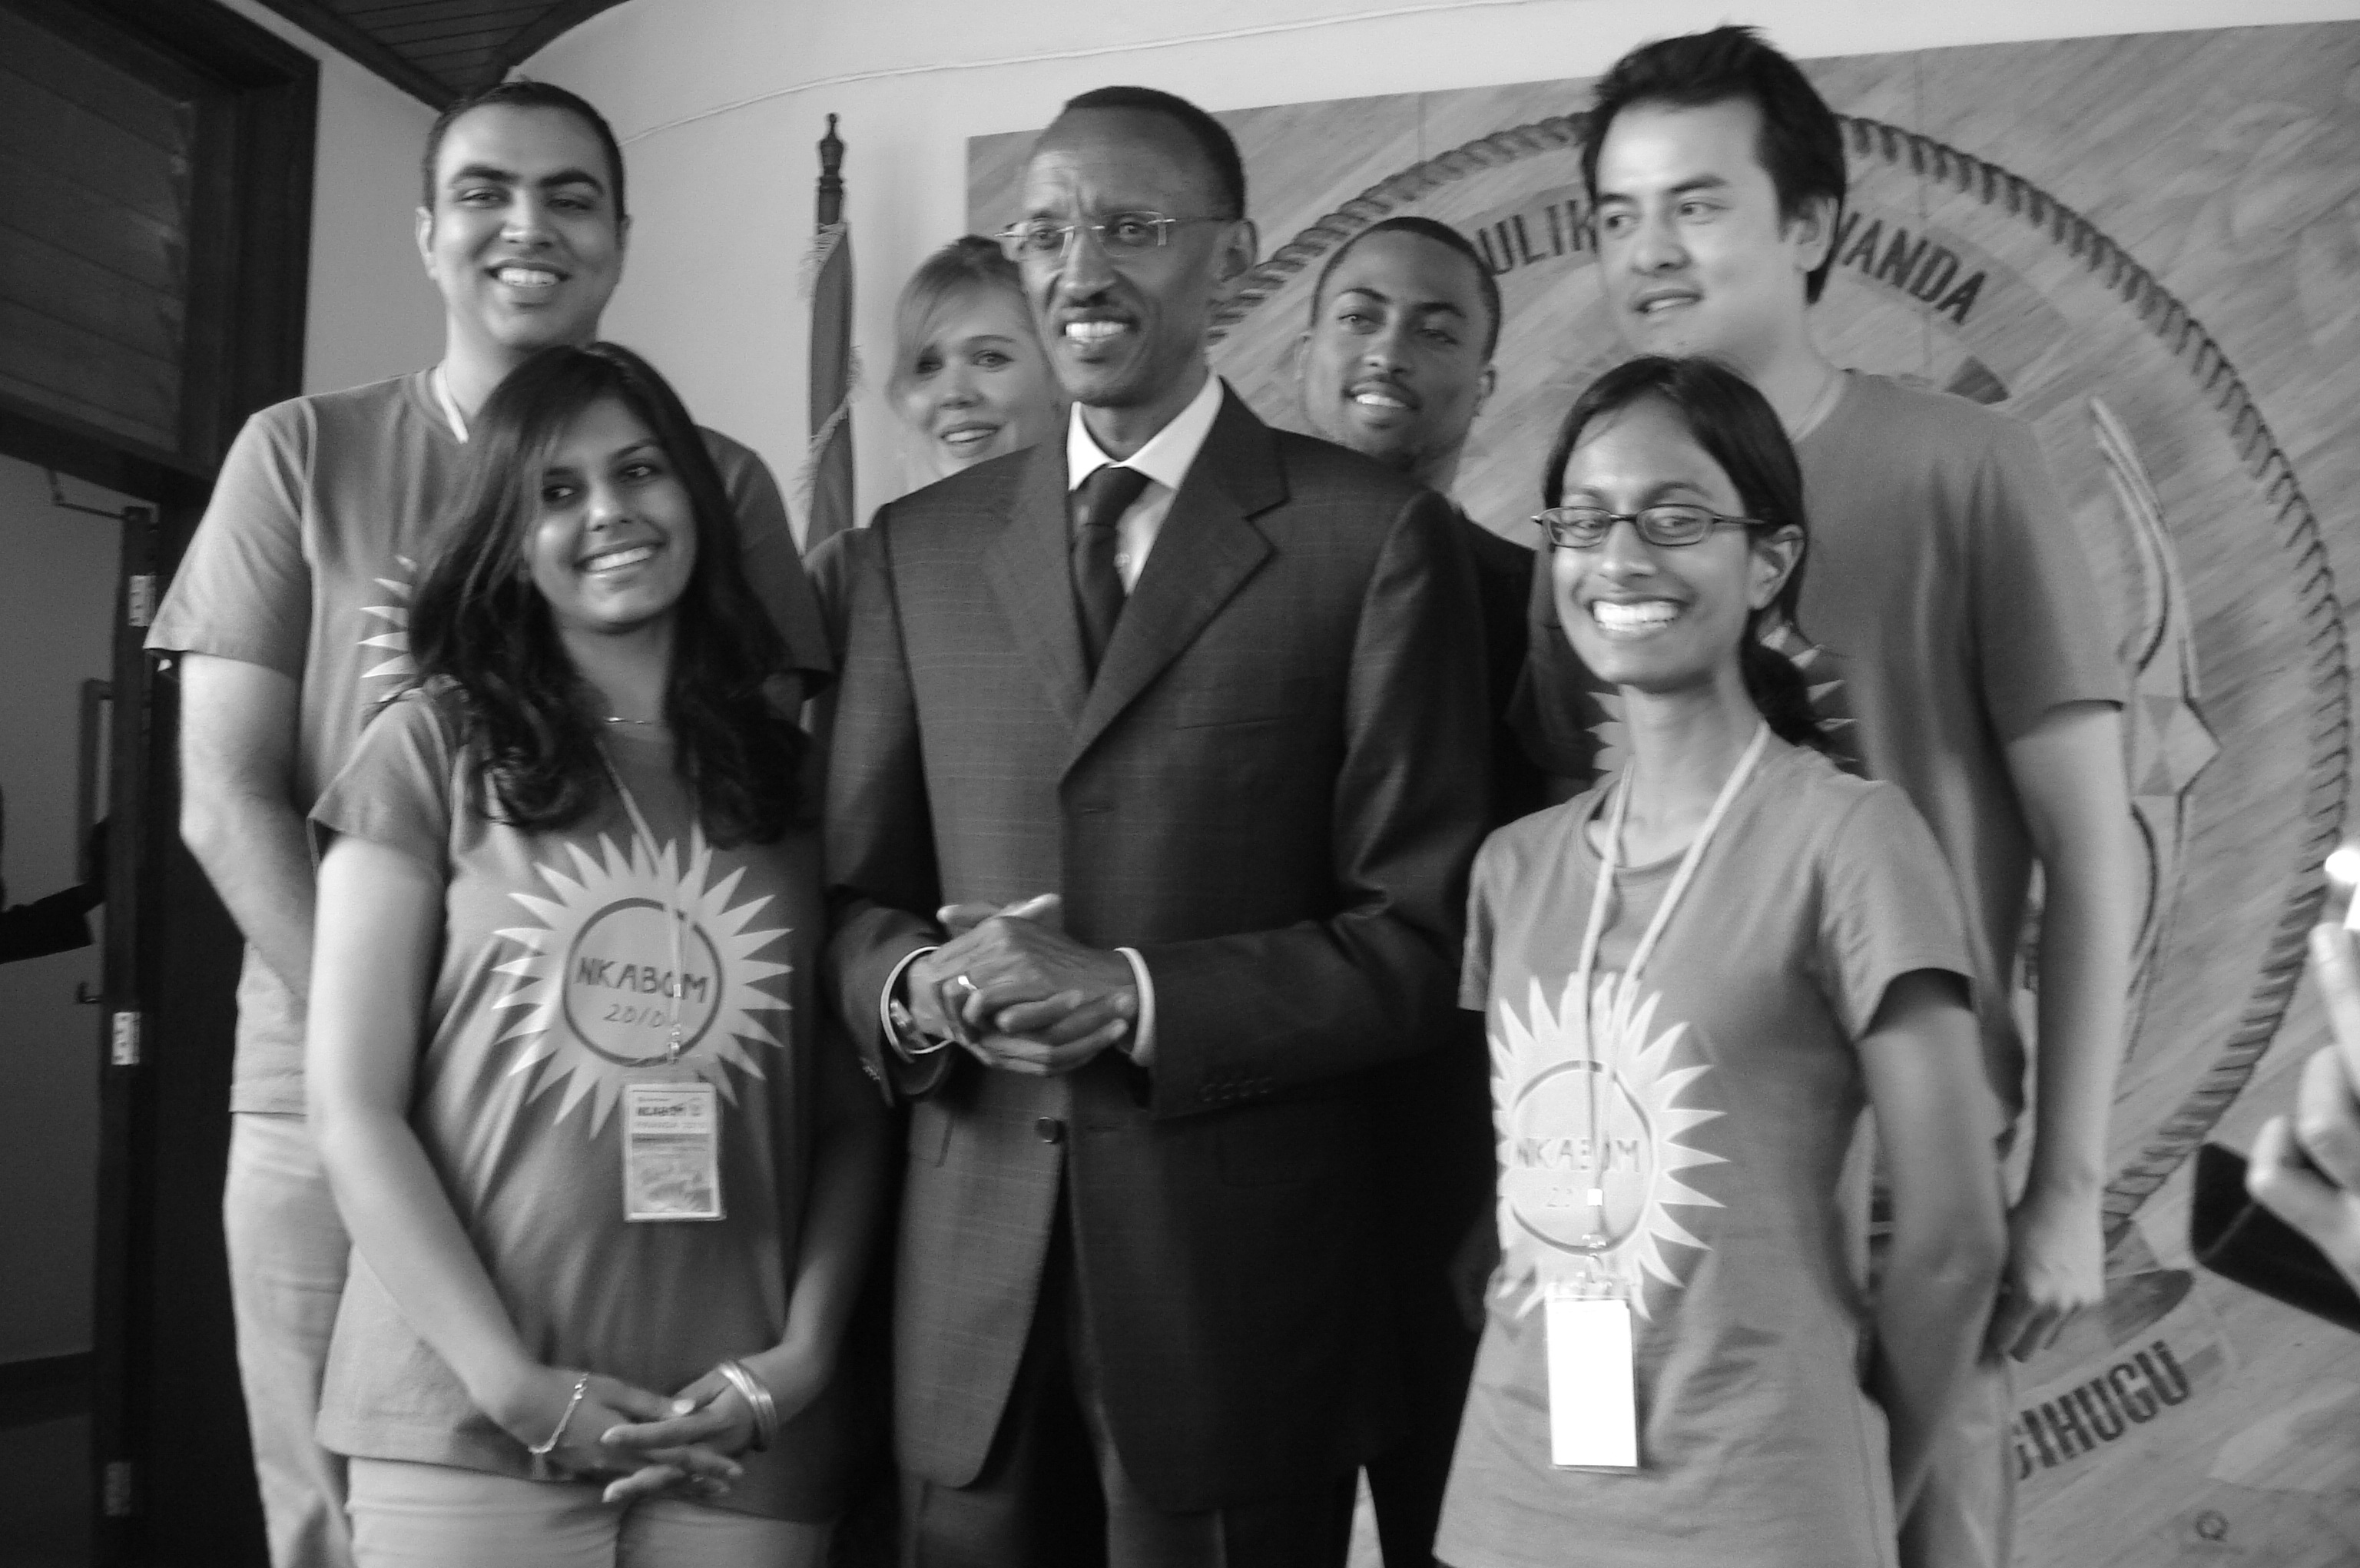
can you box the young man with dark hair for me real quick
[1523,25,2133,1567]
[1295,213,1536,1567]
[1298,216,1500,492]
[826,85,1487,1568]
[147,78,829,1567]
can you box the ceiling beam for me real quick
[492,0,625,80]
[244,0,452,105]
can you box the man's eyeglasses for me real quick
[996,212,1227,261]
[1531,504,1773,549]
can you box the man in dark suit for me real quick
[1292,215,1542,1568]
[825,85,1489,1568]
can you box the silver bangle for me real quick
[527,1373,590,1478]
[713,1357,779,1451]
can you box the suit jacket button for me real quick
[1035,1116,1066,1144]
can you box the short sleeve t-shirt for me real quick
[308,687,854,1521]
[1435,742,1974,1568]
[147,370,834,1113]
[1794,373,2122,1111]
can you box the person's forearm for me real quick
[313,1101,538,1420]
[184,783,317,1003]
[747,1092,890,1388]
[1874,1223,2005,1512]
[2027,814,2135,1205]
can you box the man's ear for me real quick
[416,206,436,277]
[616,211,632,261]
[1285,330,1309,390]
[1216,218,1259,285]
[1473,362,1499,419]
[1787,194,1838,277]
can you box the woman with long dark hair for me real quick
[1437,356,2004,1568]
[306,343,885,1566]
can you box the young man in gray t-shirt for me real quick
[147,80,828,1568]
[1520,25,2130,1568]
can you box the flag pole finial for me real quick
[817,114,844,226]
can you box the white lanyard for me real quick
[430,364,470,443]
[1567,721,1769,1250]
[596,742,691,1062]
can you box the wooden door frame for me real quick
[0,1,316,1561]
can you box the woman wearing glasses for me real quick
[1436,356,2005,1568]
[305,343,887,1566]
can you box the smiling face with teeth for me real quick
[418,104,626,373]
[1297,227,1497,489]
[1550,395,1798,707]
[893,282,1062,480]
[524,396,697,646]
[1015,108,1257,452]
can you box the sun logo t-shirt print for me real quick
[491,824,792,1133]
[1492,970,1723,1321]
[308,686,813,1161]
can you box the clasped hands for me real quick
[492,1354,822,1504]
[902,893,1139,1076]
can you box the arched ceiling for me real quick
[248,0,628,106]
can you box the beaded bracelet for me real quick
[528,1373,591,1479]
[713,1358,779,1452]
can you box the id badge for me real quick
[1544,1283,1639,1469]
[622,1082,723,1222]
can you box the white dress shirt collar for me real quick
[1066,370,1226,495]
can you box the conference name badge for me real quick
[1545,1280,1639,1470]
[621,1082,723,1222]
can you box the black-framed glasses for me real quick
[1531,503,1772,549]
[996,212,1227,261]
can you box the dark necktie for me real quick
[1071,463,1150,677]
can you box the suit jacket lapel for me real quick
[1070,390,1281,764]
[983,440,1090,731]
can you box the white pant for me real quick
[224,1110,354,1568]
[346,1458,830,1568]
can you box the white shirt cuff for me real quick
[1117,946,1155,1069]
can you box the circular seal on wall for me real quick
[1211,110,2347,1253]
[1202,99,2351,1556]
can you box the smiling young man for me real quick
[1520,27,2133,1568]
[146,80,828,1568]
[824,85,1487,1568]
[1294,216,1542,1568]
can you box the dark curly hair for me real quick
[1542,354,1828,751]
[407,342,808,842]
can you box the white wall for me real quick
[522,0,2360,532]
[214,0,443,396]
